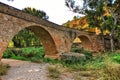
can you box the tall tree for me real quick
[65,0,107,51]
[65,0,120,51]
[104,0,120,51]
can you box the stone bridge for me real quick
[0,2,103,60]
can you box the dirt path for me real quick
[1,59,74,80]
[1,59,98,80]
[1,59,49,80]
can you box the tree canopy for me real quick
[65,0,120,51]
[23,7,49,19]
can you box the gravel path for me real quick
[1,59,49,80]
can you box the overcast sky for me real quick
[0,0,83,25]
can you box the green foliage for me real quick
[23,7,49,19]
[64,55,105,71]
[71,48,84,53]
[3,47,44,62]
[65,0,120,51]
[12,29,41,48]
[112,53,120,63]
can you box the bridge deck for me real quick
[0,2,96,35]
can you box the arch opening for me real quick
[2,26,58,60]
[78,36,92,51]
[27,26,58,57]
[71,35,92,51]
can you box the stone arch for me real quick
[0,24,58,60]
[26,26,58,58]
[78,35,92,51]
[72,35,93,51]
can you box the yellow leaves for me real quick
[103,29,110,35]
[103,6,111,16]
[73,37,81,43]
[8,41,14,48]
[63,15,110,35]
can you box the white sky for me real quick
[0,0,83,25]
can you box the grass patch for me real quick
[73,71,98,80]
[47,64,62,79]
[102,63,120,80]
[112,53,120,63]
[0,63,10,75]
[3,47,120,79]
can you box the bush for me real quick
[5,47,44,56]
[112,53,120,63]
[71,48,84,53]
[3,47,44,62]
[3,49,14,58]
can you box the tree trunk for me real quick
[101,30,106,52]
[109,8,117,52]
[102,35,106,52]
[110,33,115,52]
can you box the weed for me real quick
[102,63,120,80]
[47,64,61,79]
[0,63,10,75]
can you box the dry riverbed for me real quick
[1,59,99,80]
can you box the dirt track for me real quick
[1,59,49,80]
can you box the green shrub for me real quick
[3,49,11,58]
[112,54,120,63]
[83,50,93,60]
[3,49,15,58]
[3,47,44,59]
[71,48,84,53]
